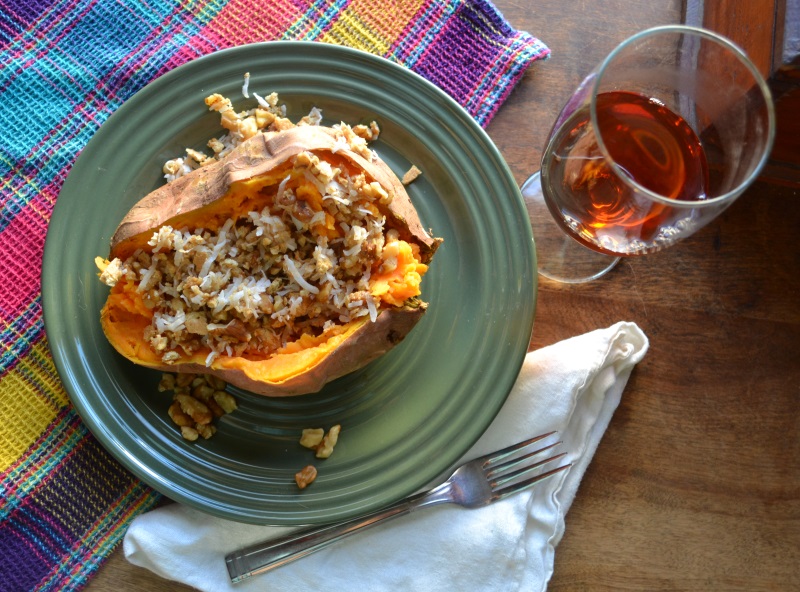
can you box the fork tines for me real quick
[483,432,571,500]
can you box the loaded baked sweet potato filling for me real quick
[96,89,441,397]
[99,148,427,367]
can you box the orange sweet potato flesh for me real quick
[100,126,441,396]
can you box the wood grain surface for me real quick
[85,1,800,590]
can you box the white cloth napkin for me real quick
[124,321,648,591]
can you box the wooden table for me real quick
[87,1,800,589]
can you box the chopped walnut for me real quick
[161,373,237,441]
[196,423,217,440]
[175,393,213,426]
[158,373,176,392]
[315,424,341,459]
[176,373,195,388]
[185,311,209,336]
[162,351,181,363]
[204,93,239,133]
[254,108,275,129]
[299,428,325,449]
[208,137,225,154]
[213,390,238,414]
[363,181,390,204]
[163,159,183,176]
[402,165,422,185]
[167,401,194,427]
[271,116,295,132]
[239,116,259,140]
[191,383,215,401]
[180,426,199,441]
[295,465,318,489]
[352,121,380,141]
[333,123,373,159]
[205,397,226,418]
[206,375,227,390]
[95,257,124,287]
[186,148,209,166]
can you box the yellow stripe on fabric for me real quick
[320,10,389,54]
[320,0,426,55]
[354,0,427,41]
[0,341,70,471]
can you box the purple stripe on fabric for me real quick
[0,525,54,592]
[0,431,148,591]
[409,4,503,108]
[0,0,61,46]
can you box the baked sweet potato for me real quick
[97,124,441,396]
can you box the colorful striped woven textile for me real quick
[0,1,547,590]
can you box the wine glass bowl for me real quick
[524,26,775,282]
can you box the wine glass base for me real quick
[521,172,620,284]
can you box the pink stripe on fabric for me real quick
[0,199,49,312]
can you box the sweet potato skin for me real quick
[103,126,441,397]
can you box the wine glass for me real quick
[522,25,775,283]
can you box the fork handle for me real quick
[225,489,442,583]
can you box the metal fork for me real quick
[225,431,571,583]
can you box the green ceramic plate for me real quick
[42,42,536,525]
